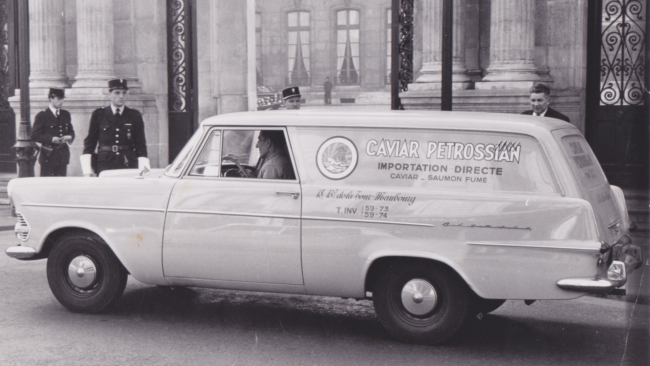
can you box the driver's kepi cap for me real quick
[282,86,301,100]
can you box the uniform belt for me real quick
[99,145,131,152]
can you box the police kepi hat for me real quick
[282,86,301,100]
[108,78,129,91]
[48,88,65,99]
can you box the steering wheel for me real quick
[222,155,250,177]
[223,168,243,177]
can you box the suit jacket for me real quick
[83,106,147,173]
[521,107,570,123]
[31,108,75,166]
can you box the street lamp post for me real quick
[12,0,37,177]
[390,0,400,110]
[441,0,453,111]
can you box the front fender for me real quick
[9,176,178,285]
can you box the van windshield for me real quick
[165,128,203,177]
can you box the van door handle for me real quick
[276,191,300,199]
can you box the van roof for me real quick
[201,110,576,135]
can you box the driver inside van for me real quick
[223,130,295,180]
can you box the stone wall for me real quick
[255,0,393,105]
[10,0,594,177]
[198,0,249,121]
[12,0,168,176]
[404,0,588,132]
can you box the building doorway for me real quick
[167,0,198,162]
[585,0,648,189]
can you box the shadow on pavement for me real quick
[113,285,387,341]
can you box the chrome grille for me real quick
[15,212,29,241]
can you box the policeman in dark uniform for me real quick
[282,86,301,110]
[81,79,149,176]
[31,88,75,177]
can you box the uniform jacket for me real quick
[83,106,147,172]
[521,107,570,123]
[31,108,75,166]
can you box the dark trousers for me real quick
[324,91,331,104]
[40,165,67,177]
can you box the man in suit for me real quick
[282,86,301,110]
[323,77,333,105]
[81,79,149,176]
[31,88,75,177]
[521,84,570,123]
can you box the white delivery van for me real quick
[6,110,642,344]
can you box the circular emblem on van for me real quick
[316,137,358,180]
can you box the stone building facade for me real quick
[4,0,647,187]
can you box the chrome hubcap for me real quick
[401,279,437,316]
[67,255,97,289]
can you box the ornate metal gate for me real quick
[585,0,648,188]
[167,0,197,162]
[0,0,17,173]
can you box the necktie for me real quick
[56,109,60,117]
[116,108,121,116]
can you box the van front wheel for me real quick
[373,262,470,344]
[46,233,128,313]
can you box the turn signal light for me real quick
[14,212,30,241]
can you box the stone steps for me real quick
[624,189,649,236]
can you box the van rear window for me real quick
[558,135,608,189]
[294,128,558,194]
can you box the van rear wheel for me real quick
[373,262,470,344]
[46,233,128,313]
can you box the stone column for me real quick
[28,0,69,89]
[73,0,115,89]
[475,0,540,89]
[413,0,471,90]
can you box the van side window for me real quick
[558,135,608,189]
[221,129,297,180]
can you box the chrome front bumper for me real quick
[5,245,37,259]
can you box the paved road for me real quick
[0,230,648,366]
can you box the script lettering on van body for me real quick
[315,189,416,206]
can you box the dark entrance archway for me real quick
[167,0,199,162]
[585,0,648,189]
